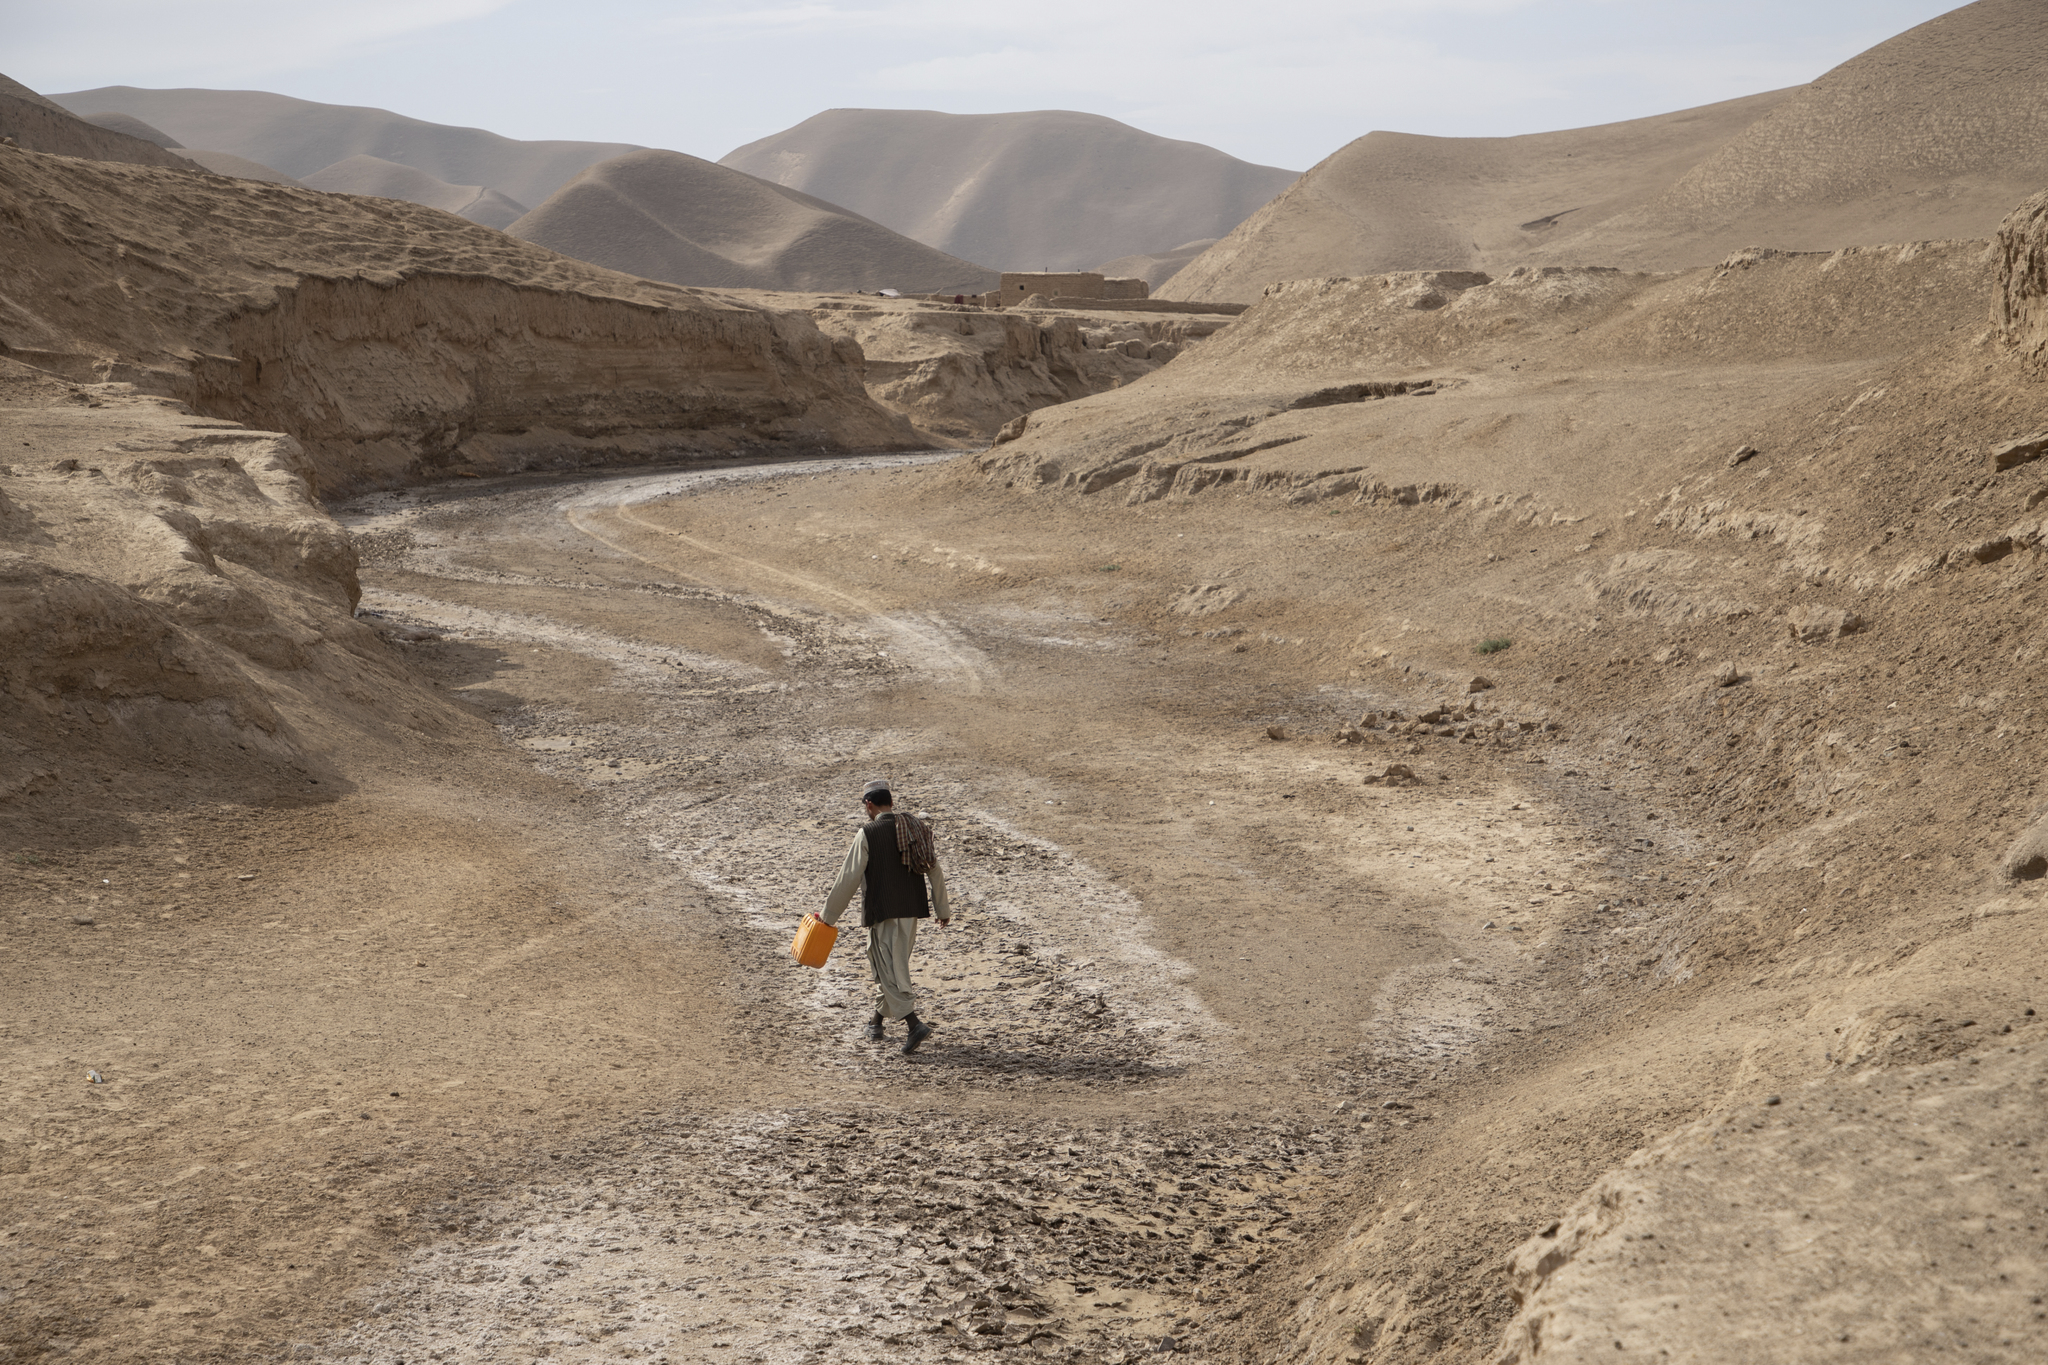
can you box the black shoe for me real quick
[902,1019,934,1055]
[862,1015,885,1042]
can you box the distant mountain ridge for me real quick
[720,108,1298,272]
[50,85,638,224]
[507,149,997,295]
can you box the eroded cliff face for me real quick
[195,274,909,496]
[0,144,920,497]
[0,360,474,835]
[806,302,1180,441]
[1997,187,2048,372]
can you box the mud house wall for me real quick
[996,273,1152,306]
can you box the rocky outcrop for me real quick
[0,360,466,827]
[807,303,1176,441]
[1997,187,2048,371]
[0,142,922,498]
[197,274,910,495]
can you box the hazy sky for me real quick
[17,0,1965,170]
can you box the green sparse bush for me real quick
[1475,637,1512,655]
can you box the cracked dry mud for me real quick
[303,455,1664,1364]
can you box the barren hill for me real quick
[719,108,1298,272]
[78,107,302,183]
[48,85,639,222]
[1093,238,1220,290]
[1157,88,1794,302]
[0,73,196,171]
[1549,0,2048,267]
[506,148,997,294]
[300,154,528,229]
[1163,0,2048,302]
[78,109,182,147]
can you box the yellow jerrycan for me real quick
[790,912,837,968]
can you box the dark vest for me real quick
[859,814,930,927]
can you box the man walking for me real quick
[818,779,950,1054]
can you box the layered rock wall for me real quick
[1997,187,2048,371]
[197,274,908,496]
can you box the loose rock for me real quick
[1990,431,2048,471]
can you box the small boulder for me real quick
[1991,431,2048,472]
[992,413,1029,446]
[1466,676,1495,694]
[1786,605,1866,644]
[1728,443,1760,467]
[1712,661,1745,687]
[1999,815,2048,882]
[1172,583,1245,617]
[1266,725,1291,741]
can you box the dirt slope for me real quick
[1096,238,1221,290]
[1159,88,1790,303]
[1163,0,2048,302]
[965,194,2048,1359]
[175,149,302,185]
[48,84,639,216]
[507,149,998,295]
[0,73,197,172]
[300,154,528,229]
[76,110,182,148]
[720,108,1298,272]
[1545,0,2048,271]
[0,141,923,495]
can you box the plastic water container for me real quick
[790,912,837,968]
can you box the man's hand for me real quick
[936,918,950,929]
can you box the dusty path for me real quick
[269,454,1665,1364]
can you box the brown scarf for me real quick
[892,811,937,874]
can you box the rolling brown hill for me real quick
[0,74,196,171]
[1157,88,1794,302]
[1163,0,2048,302]
[1548,0,2048,267]
[1093,238,1220,290]
[300,154,527,229]
[79,108,302,183]
[48,85,639,223]
[719,108,1298,272]
[506,148,997,294]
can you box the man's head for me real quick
[862,779,893,815]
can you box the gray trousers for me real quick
[866,916,920,1021]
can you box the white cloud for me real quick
[10,0,516,89]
